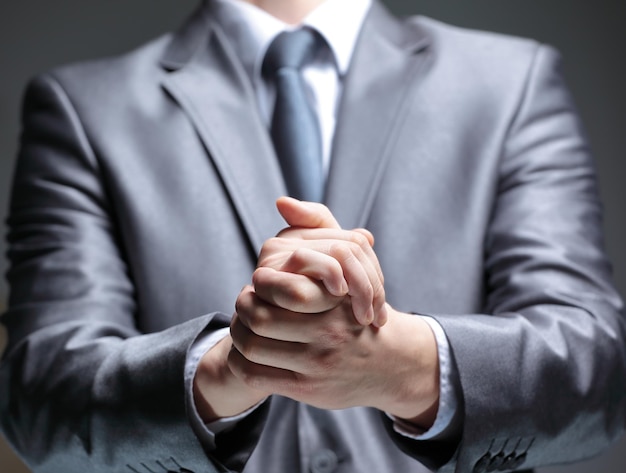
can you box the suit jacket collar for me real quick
[159,1,432,252]
[160,2,212,71]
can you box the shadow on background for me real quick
[1,1,625,472]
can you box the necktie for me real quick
[263,29,323,202]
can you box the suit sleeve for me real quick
[0,74,258,473]
[386,45,626,472]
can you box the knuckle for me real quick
[228,349,250,380]
[289,284,313,308]
[237,339,256,362]
[234,293,245,314]
[234,289,253,318]
[312,350,336,374]
[251,267,265,286]
[277,278,313,307]
[317,322,349,347]
[347,241,366,261]
[288,248,307,266]
[349,231,369,249]
[231,327,256,360]
[329,241,352,261]
[246,307,270,336]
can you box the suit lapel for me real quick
[325,2,432,230]
[159,1,433,248]
[160,4,287,253]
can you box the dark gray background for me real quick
[0,1,624,472]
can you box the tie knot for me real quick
[263,28,319,76]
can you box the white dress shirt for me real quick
[212,0,371,174]
[185,0,459,451]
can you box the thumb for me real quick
[276,196,341,230]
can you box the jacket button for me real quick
[486,451,505,471]
[509,452,527,470]
[473,453,491,473]
[310,449,338,473]
[501,452,517,471]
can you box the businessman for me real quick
[1,0,625,472]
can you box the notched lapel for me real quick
[160,7,287,254]
[325,3,432,230]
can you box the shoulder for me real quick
[28,3,209,104]
[20,33,178,140]
[29,34,172,101]
[402,15,565,109]
[407,15,564,84]
[411,15,547,66]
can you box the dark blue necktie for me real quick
[263,29,323,202]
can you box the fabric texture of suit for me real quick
[1,1,625,472]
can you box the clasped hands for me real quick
[194,197,440,430]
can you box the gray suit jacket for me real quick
[1,1,625,472]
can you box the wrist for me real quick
[193,335,267,422]
[376,307,440,429]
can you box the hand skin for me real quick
[230,284,440,428]
[193,334,269,422]
[260,197,388,327]
[193,198,387,421]
[194,199,440,430]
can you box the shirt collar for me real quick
[212,0,372,80]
